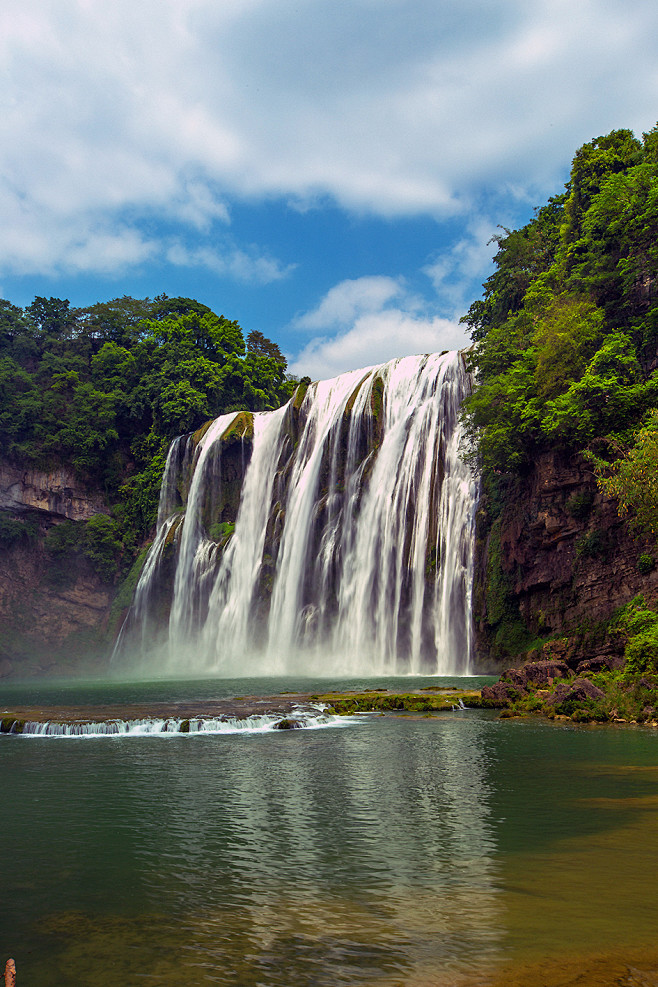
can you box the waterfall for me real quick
[115,351,478,676]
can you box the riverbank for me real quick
[482,656,658,725]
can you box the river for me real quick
[2,676,658,986]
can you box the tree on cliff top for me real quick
[0,293,296,553]
[463,124,658,476]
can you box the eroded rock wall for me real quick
[0,514,114,678]
[0,461,109,521]
[474,450,658,667]
[0,460,116,678]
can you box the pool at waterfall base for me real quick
[2,677,658,986]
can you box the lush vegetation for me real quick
[462,124,658,662]
[0,293,295,573]
[463,125,658,501]
[481,596,658,724]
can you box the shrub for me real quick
[575,529,607,558]
[209,521,235,544]
[45,520,84,555]
[625,624,658,675]
[638,553,655,574]
[83,515,123,582]
[0,513,39,544]
[566,491,594,519]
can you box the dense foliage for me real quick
[463,125,658,493]
[0,293,295,563]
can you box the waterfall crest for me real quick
[115,351,478,676]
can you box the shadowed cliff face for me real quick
[0,515,114,679]
[0,459,119,678]
[474,450,658,667]
[0,461,109,521]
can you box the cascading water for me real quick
[114,351,479,676]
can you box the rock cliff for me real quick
[0,461,114,678]
[474,449,658,668]
[0,461,109,521]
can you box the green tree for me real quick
[595,410,658,539]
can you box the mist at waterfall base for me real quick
[114,351,478,680]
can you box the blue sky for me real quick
[2,0,658,378]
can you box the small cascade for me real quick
[115,351,479,676]
[16,707,348,736]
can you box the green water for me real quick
[2,680,658,986]
[0,673,494,707]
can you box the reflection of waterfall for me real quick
[115,351,479,676]
[120,715,503,982]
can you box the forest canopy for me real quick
[0,293,295,548]
[463,124,658,538]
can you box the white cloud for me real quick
[423,218,502,318]
[290,311,467,380]
[289,276,468,378]
[165,242,294,284]
[294,277,406,330]
[1,0,658,276]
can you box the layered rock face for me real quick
[0,461,109,521]
[0,461,113,678]
[0,532,113,678]
[474,449,658,666]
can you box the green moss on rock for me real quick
[193,419,216,446]
[370,375,384,421]
[221,411,254,446]
[292,378,311,411]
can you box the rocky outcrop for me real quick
[0,460,108,521]
[547,677,606,707]
[475,449,658,666]
[0,521,114,678]
[0,458,115,678]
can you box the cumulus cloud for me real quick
[423,218,502,318]
[289,276,468,379]
[1,0,658,277]
[165,242,294,284]
[294,277,407,330]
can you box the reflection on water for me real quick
[2,711,658,985]
[0,673,495,707]
[1,714,502,986]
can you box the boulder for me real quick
[481,681,524,705]
[502,659,572,689]
[575,656,616,675]
[548,677,605,706]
